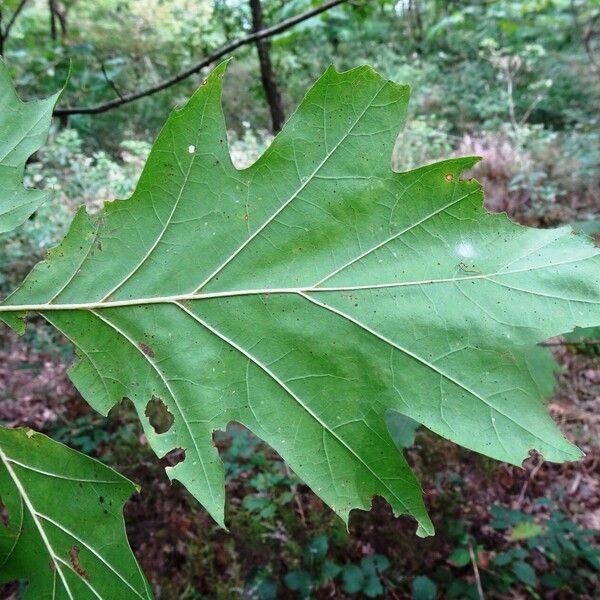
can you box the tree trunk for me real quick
[0,0,31,53]
[0,10,4,56]
[408,0,423,54]
[249,0,285,133]
[49,0,57,40]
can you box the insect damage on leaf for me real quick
[1,62,599,538]
[145,396,175,434]
[69,546,90,581]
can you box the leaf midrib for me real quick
[1,253,597,313]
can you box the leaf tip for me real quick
[416,520,435,538]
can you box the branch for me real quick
[541,339,600,347]
[582,25,600,78]
[468,540,485,600]
[99,60,124,101]
[54,0,348,116]
[2,0,28,40]
[570,0,600,80]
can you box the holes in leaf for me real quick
[161,447,186,467]
[145,396,174,434]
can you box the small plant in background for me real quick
[25,128,151,212]
[51,412,141,459]
[52,413,114,455]
[217,424,300,526]
[228,124,273,169]
[561,325,600,358]
[393,115,454,172]
[416,499,600,599]
[411,575,438,600]
[281,534,391,599]
[488,502,600,595]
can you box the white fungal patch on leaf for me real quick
[456,241,476,258]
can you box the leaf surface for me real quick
[0,59,60,233]
[2,63,600,536]
[0,427,152,599]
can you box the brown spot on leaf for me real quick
[138,343,155,358]
[445,173,454,181]
[0,497,9,527]
[69,546,90,581]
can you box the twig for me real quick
[54,0,349,116]
[2,0,28,40]
[569,472,582,494]
[282,462,306,524]
[468,539,485,600]
[570,0,600,80]
[540,339,600,347]
[519,92,545,126]
[515,457,543,509]
[99,61,124,101]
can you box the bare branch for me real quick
[99,61,124,101]
[2,0,28,41]
[468,540,485,600]
[570,0,600,80]
[54,0,348,116]
[541,339,600,347]
[250,0,285,133]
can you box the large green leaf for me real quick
[1,63,599,536]
[0,59,60,234]
[0,427,152,599]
